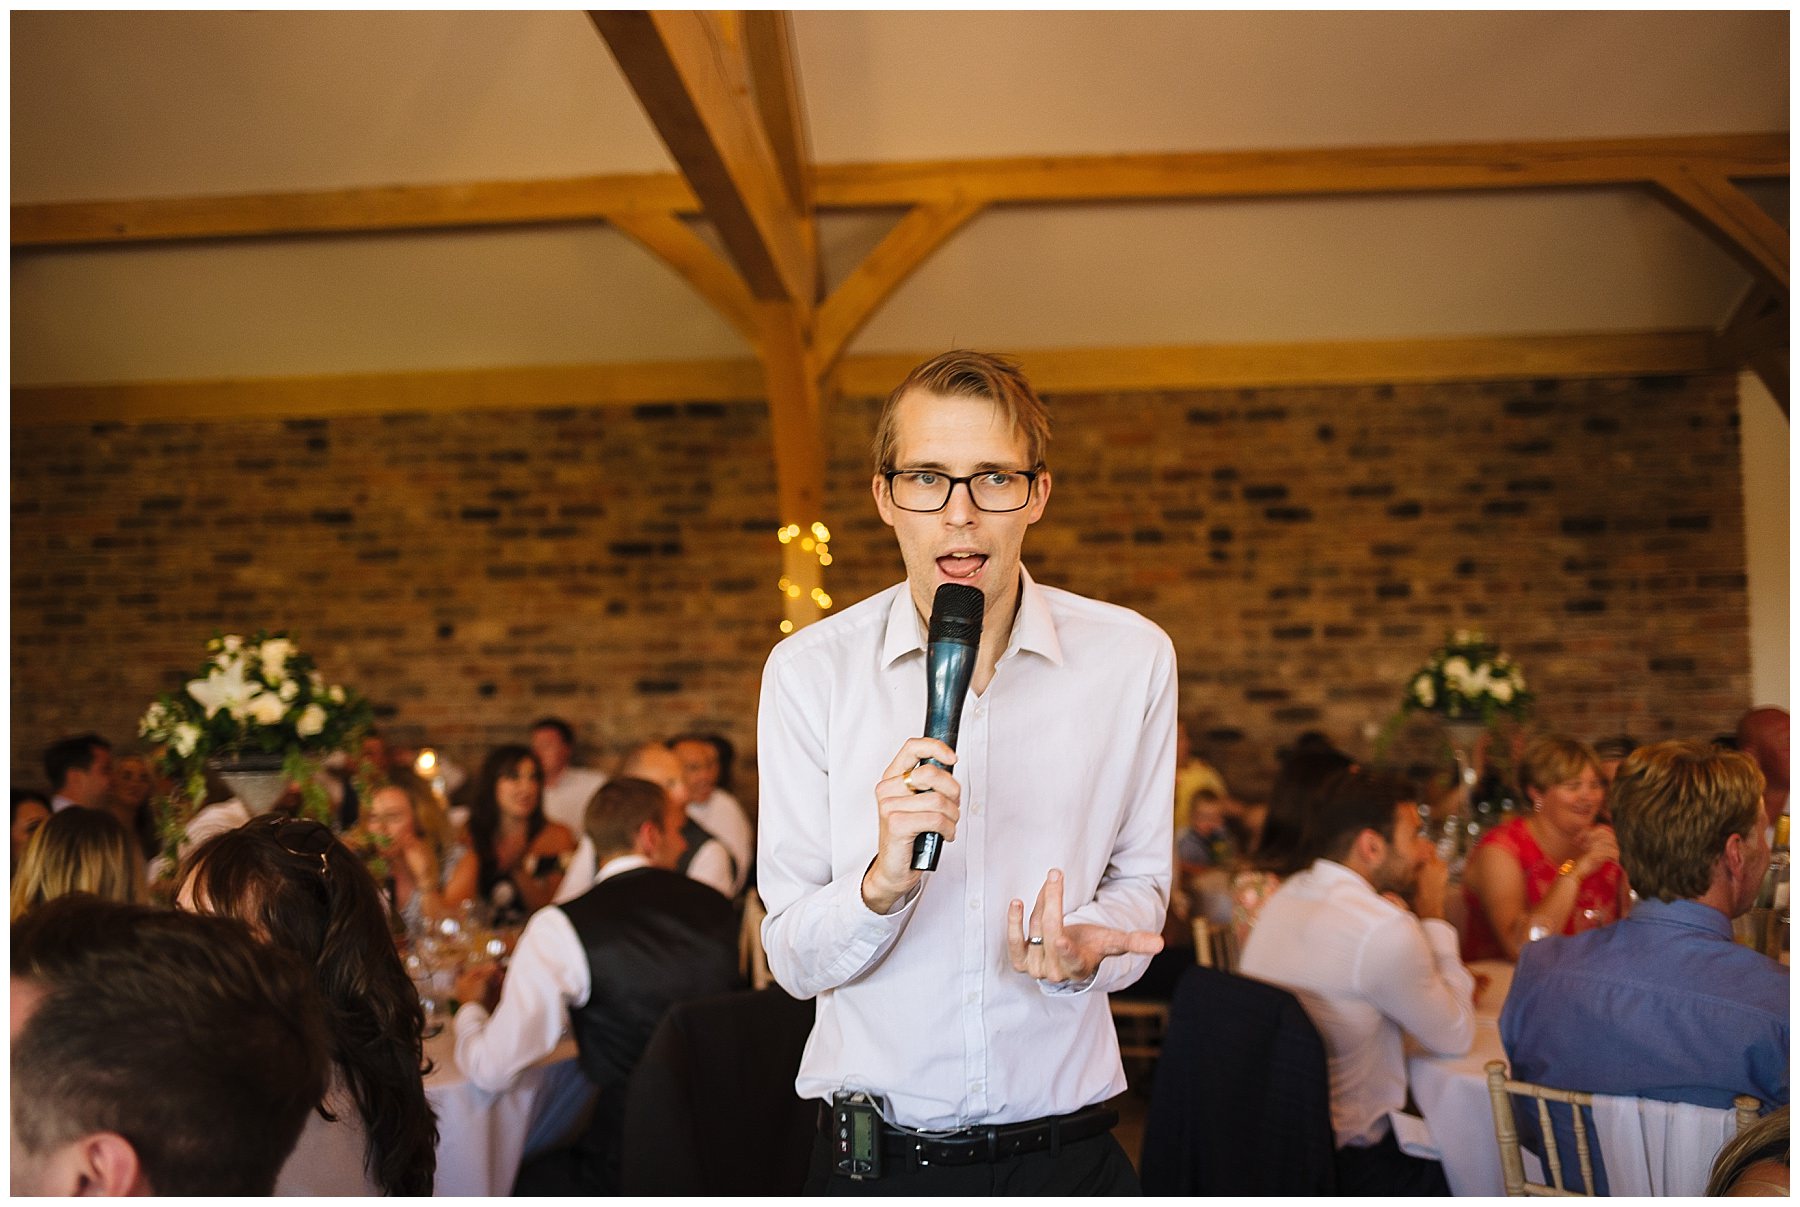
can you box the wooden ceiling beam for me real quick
[1652,166,1789,292]
[743,12,816,240]
[15,134,1785,249]
[811,198,986,376]
[591,10,816,307]
[9,174,696,247]
[810,133,1789,207]
[14,329,1723,427]
[1717,283,1790,419]
[604,208,762,348]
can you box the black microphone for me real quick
[910,583,984,871]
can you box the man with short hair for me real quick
[758,350,1172,1193]
[1736,707,1789,836]
[556,741,738,902]
[1502,741,1787,1117]
[1239,768,1474,1196]
[672,733,753,898]
[42,733,112,813]
[11,896,329,1196]
[455,775,740,1194]
[531,716,609,834]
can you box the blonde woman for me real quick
[1461,735,1627,961]
[362,774,477,932]
[10,806,145,921]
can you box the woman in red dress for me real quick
[1461,735,1628,961]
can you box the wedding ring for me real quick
[903,768,919,792]
[1028,935,1045,946]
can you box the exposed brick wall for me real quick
[12,372,1749,801]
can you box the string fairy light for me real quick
[776,520,836,631]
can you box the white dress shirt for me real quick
[1238,858,1475,1148]
[689,788,753,897]
[757,568,1175,1130]
[556,801,739,903]
[540,765,608,835]
[453,853,649,1094]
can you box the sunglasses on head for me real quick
[268,817,334,875]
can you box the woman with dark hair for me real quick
[467,744,576,925]
[1228,746,1355,946]
[178,814,437,1196]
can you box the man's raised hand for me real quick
[1006,868,1163,984]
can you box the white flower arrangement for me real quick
[1401,630,1533,724]
[139,631,372,849]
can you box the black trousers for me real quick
[804,1126,1140,1195]
[1333,1130,1451,1197]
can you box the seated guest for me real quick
[531,716,609,835]
[1592,734,1639,791]
[556,742,734,904]
[1173,718,1229,838]
[106,749,161,860]
[1708,1106,1789,1196]
[178,813,437,1195]
[1461,735,1626,961]
[454,776,740,1194]
[43,732,112,813]
[1240,767,1474,1196]
[468,744,577,925]
[11,896,330,1196]
[1737,707,1789,838]
[1229,745,1353,947]
[11,788,51,870]
[1502,741,1787,1118]
[10,807,144,921]
[1177,788,1239,874]
[361,774,477,932]
[672,732,754,898]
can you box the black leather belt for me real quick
[818,1104,1118,1167]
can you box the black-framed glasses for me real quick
[271,817,333,875]
[882,468,1042,513]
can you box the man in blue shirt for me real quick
[1502,740,1788,1190]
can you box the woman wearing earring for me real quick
[1461,735,1627,961]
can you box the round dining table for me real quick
[423,1024,591,1196]
[1405,958,1516,1197]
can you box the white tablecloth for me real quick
[1406,959,1516,1197]
[424,1026,591,1196]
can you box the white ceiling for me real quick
[9,9,1789,387]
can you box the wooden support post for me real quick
[760,302,831,632]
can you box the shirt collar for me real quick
[1307,857,1375,893]
[880,565,1064,669]
[1628,896,1735,940]
[595,853,653,885]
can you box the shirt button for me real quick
[966,992,978,1005]
[969,899,980,912]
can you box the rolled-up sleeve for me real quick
[453,906,589,1093]
[1359,914,1475,1057]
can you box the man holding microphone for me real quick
[757,350,1174,1193]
